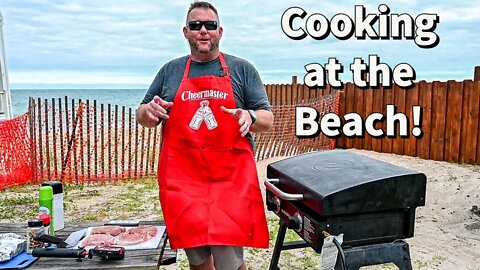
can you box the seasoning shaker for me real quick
[38,213,51,235]
[26,219,44,253]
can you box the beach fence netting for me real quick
[253,91,340,161]
[0,92,339,189]
[0,113,33,190]
[27,97,163,185]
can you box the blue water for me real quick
[10,89,148,117]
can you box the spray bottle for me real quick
[39,186,54,235]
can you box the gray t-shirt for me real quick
[141,53,271,149]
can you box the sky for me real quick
[0,0,479,89]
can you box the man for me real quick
[136,2,273,270]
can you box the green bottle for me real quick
[39,186,54,235]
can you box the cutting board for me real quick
[75,225,166,250]
[0,251,39,269]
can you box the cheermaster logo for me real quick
[181,90,229,101]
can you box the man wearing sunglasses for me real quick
[137,1,273,270]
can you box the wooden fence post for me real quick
[292,75,297,85]
[291,76,297,105]
[335,90,346,149]
[475,66,480,81]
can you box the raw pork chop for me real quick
[81,234,115,246]
[90,225,125,236]
[114,226,158,246]
[128,225,157,240]
[115,233,146,246]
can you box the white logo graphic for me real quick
[189,100,218,130]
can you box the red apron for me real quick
[157,53,269,249]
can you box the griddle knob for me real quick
[287,214,302,231]
[266,197,281,213]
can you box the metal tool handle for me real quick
[264,178,303,201]
[32,248,86,258]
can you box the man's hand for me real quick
[148,96,174,121]
[221,106,252,137]
[136,96,173,128]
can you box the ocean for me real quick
[10,88,149,117]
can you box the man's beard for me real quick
[189,38,219,54]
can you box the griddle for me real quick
[265,150,427,270]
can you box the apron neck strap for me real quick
[183,53,229,80]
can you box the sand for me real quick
[344,150,480,269]
[257,149,480,270]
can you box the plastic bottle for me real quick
[41,181,64,232]
[39,186,54,235]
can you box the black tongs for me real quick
[35,234,70,248]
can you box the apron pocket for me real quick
[202,149,235,181]
[165,147,207,181]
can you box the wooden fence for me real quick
[264,66,480,164]
[336,80,480,164]
[265,76,338,106]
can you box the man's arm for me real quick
[250,109,273,133]
[220,107,273,137]
[136,96,173,128]
[228,57,273,134]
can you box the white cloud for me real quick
[1,0,479,86]
[422,6,480,23]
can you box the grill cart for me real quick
[265,150,426,270]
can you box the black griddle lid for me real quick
[266,150,427,214]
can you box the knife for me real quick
[64,228,87,248]
[35,228,87,248]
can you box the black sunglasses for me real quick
[188,21,218,31]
